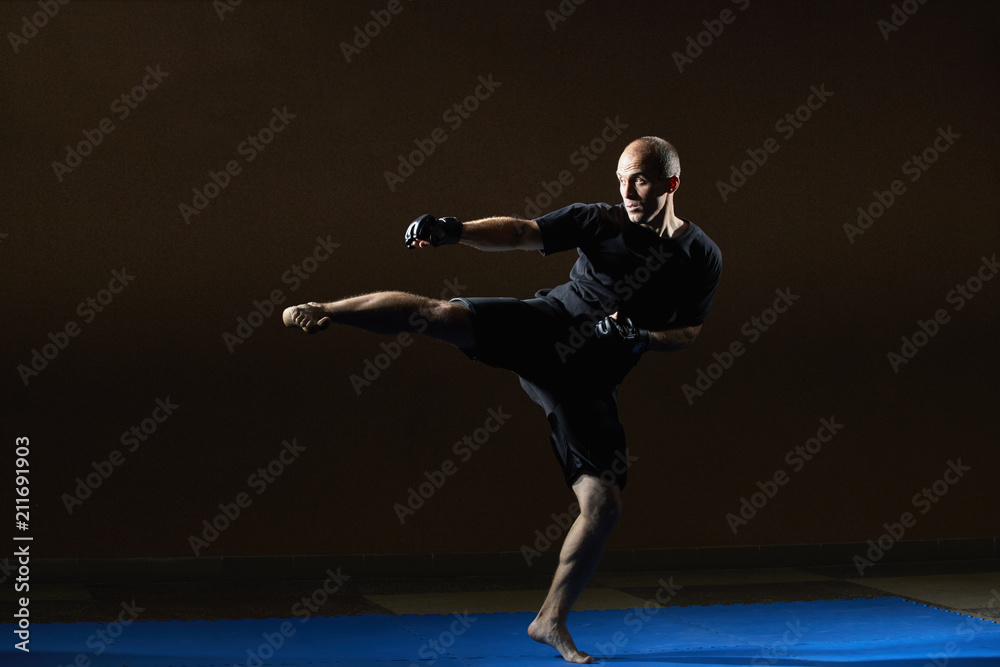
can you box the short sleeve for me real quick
[673,243,723,327]
[535,203,611,256]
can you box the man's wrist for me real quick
[632,327,650,354]
[440,216,463,245]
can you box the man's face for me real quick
[616,148,673,223]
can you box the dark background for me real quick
[3,0,998,559]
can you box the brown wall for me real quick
[5,0,998,559]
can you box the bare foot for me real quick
[282,302,331,333]
[528,615,593,664]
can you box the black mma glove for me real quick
[404,214,463,248]
[596,314,650,354]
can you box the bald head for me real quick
[616,137,681,224]
[623,136,680,180]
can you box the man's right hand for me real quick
[404,214,463,249]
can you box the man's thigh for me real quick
[450,297,569,380]
[453,296,635,489]
[532,383,630,491]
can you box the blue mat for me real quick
[4,597,1000,665]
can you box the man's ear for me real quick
[653,176,677,197]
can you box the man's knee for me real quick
[593,491,622,529]
[417,299,474,348]
[574,475,622,526]
[429,300,471,327]
[412,298,457,321]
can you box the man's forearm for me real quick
[647,324,702,352]
[459,217,542,251]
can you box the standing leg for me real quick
[528,474,622,664]
[282,292,474,348]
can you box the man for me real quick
[283,136,722,663]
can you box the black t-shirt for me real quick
[534,202,722,331]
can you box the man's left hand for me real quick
[596,314,650,354]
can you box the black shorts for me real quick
[451,297,639,490]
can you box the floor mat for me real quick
[4,597,999,665]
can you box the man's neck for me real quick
[637,201,687,239]
[659,213,687,239]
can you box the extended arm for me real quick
[405,214,542,251]
[460,217,542,251]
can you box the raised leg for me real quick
[528,474,622,663]
[282,291,474,349]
